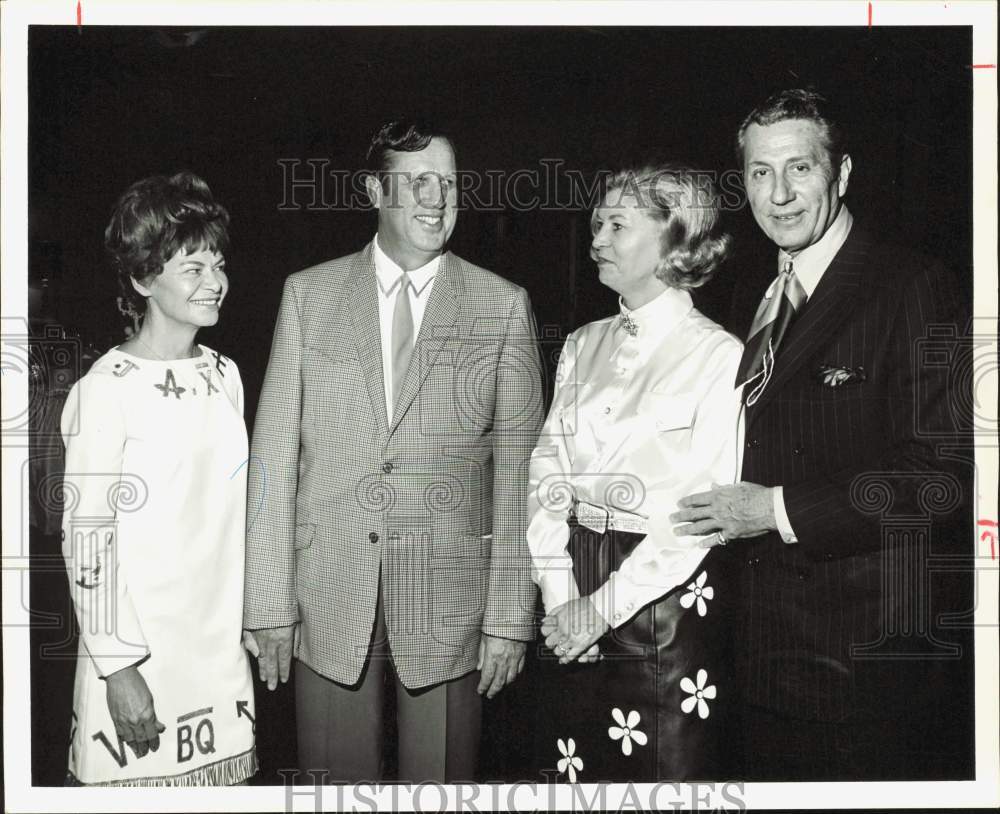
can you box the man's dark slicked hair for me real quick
[365,119,454,181]
[736,88,848,172]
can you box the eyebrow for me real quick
[413,170,457,180]
[749,155,814,165]
[180,258,226,267]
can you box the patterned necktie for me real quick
[391,272,414,410]
[736,259,807,405]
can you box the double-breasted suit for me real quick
[728,225,972,774]
[244,243,544,691]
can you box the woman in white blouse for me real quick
[529,164,742,781]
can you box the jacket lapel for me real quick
[747,228,869,421]
[347,243,390,437]
[388,252,462,437]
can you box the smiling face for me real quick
[132,246,228,330]
[743,119,851,255]
[590,190,668,309]
[366,136,458,271]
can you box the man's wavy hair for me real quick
[105,171,229,321]
[595,164,732,290]
[736,87,847,172]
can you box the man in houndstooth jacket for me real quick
[243,120,544,782]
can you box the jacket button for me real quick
[796,569,807,580]
[382,462,394,474]
[747,557,760,567]
[792,445,805,456]
[746,438,760,449]
[369,532,379,544]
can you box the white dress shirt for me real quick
[373,235,438,423]
[771,205,854,543]
[527,287,744,628]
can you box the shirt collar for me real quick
[373,234,439,296]
[777,205,853,299]
[618,287,694,343]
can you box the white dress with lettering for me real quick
[60,345,256,785]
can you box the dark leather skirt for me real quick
[534,521,734,782]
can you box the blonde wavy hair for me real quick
[594,164,732,290]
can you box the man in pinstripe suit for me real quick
[242,120,544,782]
[673,90,971,779]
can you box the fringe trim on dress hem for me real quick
[68,748,257,787]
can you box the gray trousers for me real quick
[295,585,481,783]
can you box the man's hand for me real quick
[244,625,296,691]
[477,634,526,699]
[540,596,609,664]
[105,664,165,759]
[671,481,776,542]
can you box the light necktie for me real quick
[736,259,807,405]
[390,272,414,411]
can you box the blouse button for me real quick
[603,406,612,415]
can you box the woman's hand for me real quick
[105,664,165,759]
[541,597,609,664]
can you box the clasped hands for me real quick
[541,596,608,666]
[540,482,776,666]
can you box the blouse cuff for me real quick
[537,563,580,615]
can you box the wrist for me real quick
[586,595,610,632]
[104,664,139,683]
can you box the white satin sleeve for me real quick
[589,335,744,627]
[526,333,583,614]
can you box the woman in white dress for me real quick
[60,172,256,785]
[529,164,742,780]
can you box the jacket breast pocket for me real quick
[636,391,697,433]
[301,347,368,425]
[303,344,363,370]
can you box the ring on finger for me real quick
[716,530,727,546]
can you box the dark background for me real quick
[26,25,973,785]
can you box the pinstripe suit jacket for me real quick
[729,226,971,722]
[244,243,544,689]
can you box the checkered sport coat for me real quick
[244,243,544,689]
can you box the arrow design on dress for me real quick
[236,699,255,733]
[92,730,130,767]
[212,351,228,375]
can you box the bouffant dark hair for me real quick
[105,171,229,320]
